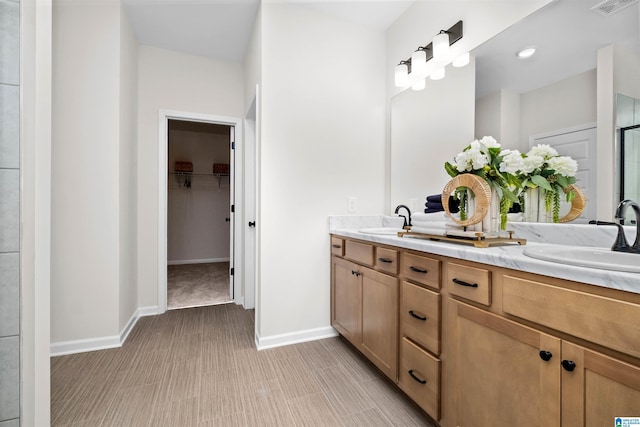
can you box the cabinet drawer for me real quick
[330,236,344,256]
[400,252,440,290]
[344,240,374,266]
[376,247,398,274]
[502,274,640,360]
[399,337,440,421]
[446,262,491,306]
[401,281,440,355]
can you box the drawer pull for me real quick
[539,350,553,362]
[452,278,478,288]
[561,360,576,372]
[332,244,342,249]
[378,257,393,263]
[409,266,428,274]
[408,310,427,321]
[408,369,427,384]
[351,270,361,277]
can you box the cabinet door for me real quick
[452,302,561,427]
[361,267,399,380]
[331,256,361,345]
[562,342,640,427]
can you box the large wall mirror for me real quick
[390,0,640,221]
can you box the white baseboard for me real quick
[167,258,230,265]
[50,305,160,356]
[255,326,338,350]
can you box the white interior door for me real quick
[229,126,235,300]
[530,124,597,222]
[243,98,257,309]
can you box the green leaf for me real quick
[444,162,458,178]
[566,190,576,203]
[531,174,553,191]
[501,187,519,203]
[556,175,569,188]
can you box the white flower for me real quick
[547,155,578,177]
[499,149,523,175]
[478,136,500,149]
[528,144,558,159]
[520,154,544,174]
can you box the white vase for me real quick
[482,189,501,234]
[523,188,554,222]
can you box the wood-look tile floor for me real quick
[51,304,437,426]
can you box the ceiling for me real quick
[474,0,640,98]
[122,0,415,63]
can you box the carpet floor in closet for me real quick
[167,262,232,309]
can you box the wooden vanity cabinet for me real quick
[447,267,640,427]
[331,249,398,380]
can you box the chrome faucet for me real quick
[394,204,412,228]
[612,199,640,253]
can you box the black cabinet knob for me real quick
[248,221,256,227]
[539,350,553,362]
[561,360,576,372]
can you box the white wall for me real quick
[52,0,121,343]
[244,5,261,111]
[118,7,138,333]
[167,127,230,263]
[258,3,386,343]
[136,46,244,308]
[520,69,597,148]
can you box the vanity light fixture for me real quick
[412,78,426,91]
[452,52,470,67]
[395,60,410,87]
[393,21,463,87]
[433,30,451,62]
[517,47,536,59]
[411,47,429,76]
[430,67,445,80]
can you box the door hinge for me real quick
[231,204,235,213]
[231,141,235,150]
[230,267,234,276]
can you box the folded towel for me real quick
[424,208,444,213]
[426,201,444,210]
[411,220,448,229]
[426,194,442,203]
[412,212,447,222]
[410,226,446,236]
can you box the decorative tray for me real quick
[397,230,526,248]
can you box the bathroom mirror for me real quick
[389,0,640,218]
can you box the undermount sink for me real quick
[523,244,640,273]
[357,227,402,236]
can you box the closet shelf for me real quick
[169,172,229,189]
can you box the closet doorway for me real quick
[166,119,234,310]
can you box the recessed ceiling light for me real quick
[517,47,536,59]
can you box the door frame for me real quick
[157,109,243,313]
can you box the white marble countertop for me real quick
[329,215,640,295]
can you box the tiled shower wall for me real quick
[0,0,21,425]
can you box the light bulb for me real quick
[430,67,445,80]
[411,49,427,76]
[517,47,536,59]
[433,31,450,62]
[412,78,425,91]
[394,63,409,87]
[452,52,470,67]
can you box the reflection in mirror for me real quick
[389,0,639,221]
[618,94,640,215]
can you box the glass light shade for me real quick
[411,78,425,91]
[432,32,450,62]
[452,52,470,67]
[394,63,409,87]
[430,67,445,80]
[411,49,427,76]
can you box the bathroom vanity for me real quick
[329,217,640,427]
